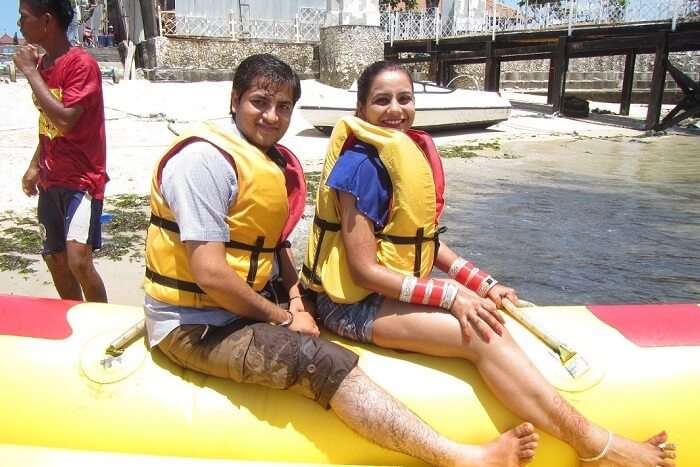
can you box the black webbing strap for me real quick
[150,213,278,252]
[150,213,180,233]
[313,215,341,232]
[246,236,265,287]
[376,225,448,277]
[303,215,340,286]
[145,267,204,294]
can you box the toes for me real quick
[646,430,668,446]
[520,433,539,445]
[521,441,538,451]
[514,422,535,437]
[663,449,677,459]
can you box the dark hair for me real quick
[22,0,74,31]
[356,60,413,106]
[230,54,301,116]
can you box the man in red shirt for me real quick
[15,0,108,303]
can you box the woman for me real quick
[302,60,676,467]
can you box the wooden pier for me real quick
[385,22,700,130]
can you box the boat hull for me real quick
[1,295,699,466]
[298,80,512,133]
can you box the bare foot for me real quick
[582,431,676,467]
[455,422,539,467]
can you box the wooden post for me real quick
[429,46,440,84]
[619,52,636,116]
[139,0,159,40]
[547,62,556,105]
[484,40,500,92]
[550,36,569,113]
[646,32,669,131]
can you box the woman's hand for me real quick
[450,286,505,343]
[288,311,320,336]
[486,284,518,308]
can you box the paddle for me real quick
[105,319,146,357]
[502,298,590,379]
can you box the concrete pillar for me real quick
[319,25,384,88]
[320,0,383,88]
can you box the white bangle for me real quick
[439,282,459,310]
[579,431,613,463]
[399,276,417,303]
[448,258,467,278]
[277,309,294,327]
[422,279,434,305]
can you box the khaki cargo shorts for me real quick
[158,320,359,408]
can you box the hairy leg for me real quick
[372,299,674,466]
[330,367,538,467]
[44,251,83,300]
[66,240,107,303]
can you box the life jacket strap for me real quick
[149,214,278,289]
[145,267,204,294]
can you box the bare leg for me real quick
[44,251,83,300]
[372,299,675,467]
[66,240,107,303]
[330,367,538,467]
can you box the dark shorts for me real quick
[37,187,103,255]
[315,293,384,344]
[157,320,359,409]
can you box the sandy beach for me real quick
[0,78,691,305]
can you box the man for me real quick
[15,0,108,303]
[143,53,537,467]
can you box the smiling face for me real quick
[231,78,294,152]
[357,69,415,133]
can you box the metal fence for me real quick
[159,0,700,43]
[158,7,323,42]
[383,0,700,44]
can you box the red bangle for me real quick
[448,258,496,297]
[400,276,458,310]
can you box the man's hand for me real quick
[13,45,40,76]
[486,283,519,309]
[288,311,320,336]
[22,165,40,196]
[449,285,505,343]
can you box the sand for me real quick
[0,78,680,305]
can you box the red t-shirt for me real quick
[35,47,108,199]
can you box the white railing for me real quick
[383,0,700,43]
[158,1,700,42]
[159,8,324,42]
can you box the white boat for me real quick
[298,80,512,134]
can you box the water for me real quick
[441,135,700,305]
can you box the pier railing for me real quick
[383,0,700,43]
[157,1,699,43]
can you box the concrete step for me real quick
[86,46,121,63]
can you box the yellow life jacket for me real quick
[302,116,446,304]
[144,122,305,308]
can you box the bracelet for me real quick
[288,295,302,302]
[399,276,458,311]
[579,431,613,462]
[448,257,496,297]
[276,309,294,327]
